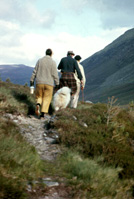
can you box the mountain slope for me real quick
[0,64,33,85]
[1,81,134,198]
[82,28,134,104]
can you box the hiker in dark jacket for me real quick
[58,51,83,95]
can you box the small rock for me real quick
[85,100,93,104]
[44,137,57,144]
[83,122,88,128]
[42,177,52,181]
[13,119,18,123]
[26,185,32,192]
[73,116,77,120]
[43,181,59,187]
[55,135,59,139]
[72,176,77,180]
[79,121,88,128]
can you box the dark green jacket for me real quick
[58,55,82,81]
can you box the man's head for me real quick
[46,48,53,56]
[67,51,75,56]
[75,55,82,62]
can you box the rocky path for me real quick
[5,113,72,199]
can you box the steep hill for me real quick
[82,28,134,104]
[0,64,33,85]
[1,81,134,198]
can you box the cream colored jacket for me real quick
[30,55,59,86]
[74,62,86,88]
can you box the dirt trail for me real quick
[5,114,72,199]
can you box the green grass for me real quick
[0,82,35,115]
[56,151,133,199]
[0,117,44,198]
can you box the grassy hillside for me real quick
[0,81,134,198]
[53,100,134,198]
[82,28,134,104]
[0,82,44,198]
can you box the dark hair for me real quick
[46,48,52,56]
[75,55,82,61]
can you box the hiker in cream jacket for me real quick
[30,48,59,118]
[71,55,86,108]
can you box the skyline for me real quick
[0,0,134,66]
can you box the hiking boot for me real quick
[35,104,40,116]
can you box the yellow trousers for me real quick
[35,84,53,113]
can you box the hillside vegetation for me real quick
[82,28,134,104]
[0,82,44,198]
[0,81,134,198]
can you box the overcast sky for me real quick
[0,0,134,66]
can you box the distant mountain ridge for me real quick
[82,28,134,104]
[0,64,33,85]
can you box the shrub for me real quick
[54,103,134,179]
[0,82,35,115]
[58,151,133,199]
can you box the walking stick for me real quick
[81,86,84,102]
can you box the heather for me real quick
[0,81,134,198]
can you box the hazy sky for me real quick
[0,0,134,66]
